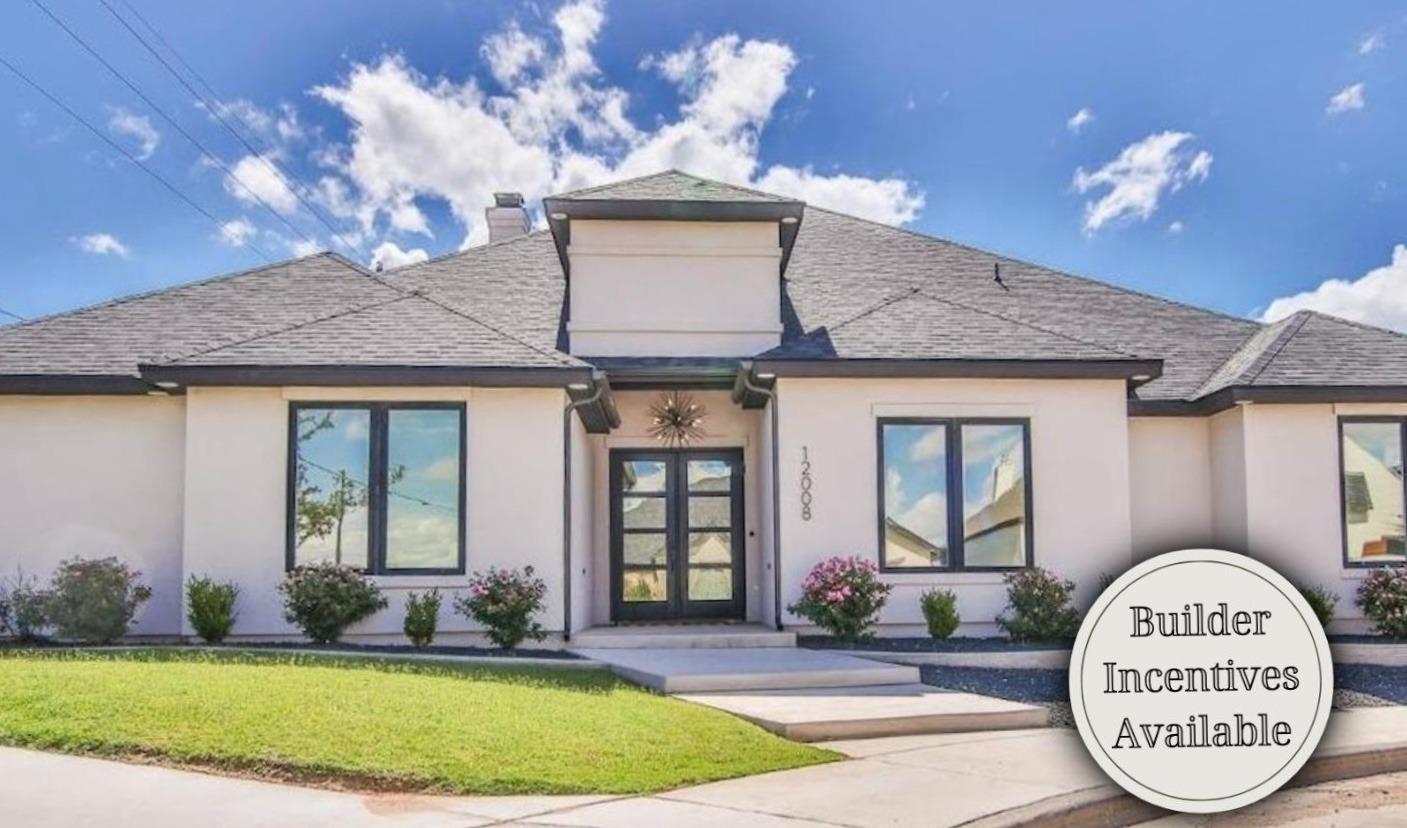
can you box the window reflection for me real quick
[961,424,1027,568]
[1343,421,1406,563]
[292,408,371,568]
[385,409,462,570]
[881,423,949,568]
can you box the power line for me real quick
[0,305,26,322]
[99,0,364,256]
[0,54,277,263]
[28,0,322,254]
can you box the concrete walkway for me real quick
[5,708,1407,827]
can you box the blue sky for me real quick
[1,1,1404,330]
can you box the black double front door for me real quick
[609,448,745,622]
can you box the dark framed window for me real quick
[877,417,1034,572]
[1339,416,1406,567]
[288,402,466,575]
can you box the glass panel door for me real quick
[610,449,744,622]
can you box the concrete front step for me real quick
[677,684,1050,742]
[570,647,920,693]
[570,624,796,650]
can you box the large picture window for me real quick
[878,418,1032,571]
[289,403,465,574]
[1341,417,1406,566]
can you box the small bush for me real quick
[1095,571,1118,596]
[4,569,50,642]
[186,576,239,643]
[1298,584,1338,629]
[787,556,892,642]
[45,557,152,644]
[454,566,547,649]
[995,567,1081,643]
[403,589,441,649]
[279,563,387,644]
[920,588,960,639]
[0,591,9,637]
[1357,569,1407,638]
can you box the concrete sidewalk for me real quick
[5,707,1407,827]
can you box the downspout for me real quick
[739,368,783,631]
[562,374,606,643]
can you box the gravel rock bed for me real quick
[919,665,1407,707]
[2,640,581,660]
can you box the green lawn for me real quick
[0,648,835,795]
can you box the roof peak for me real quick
[547,169,799,204]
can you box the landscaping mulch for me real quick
[799,636,1071,653]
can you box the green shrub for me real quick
[45,557,152,644]
[787,556,892,642]
[995,567,1081,643]
[186,576,239,643]
[1357,569,1407,638]
[1095,571,1118,596]
[1298,584,1338,629]
[4,569,50,642]
[278,563,387,644]
[403,589,441,649]
[920,588,959,639]
[454,566,547,649]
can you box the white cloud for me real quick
[106,107,160,160]
[1167,220,1184,235]
[71,233,129,258]
[224,154,299,214]
[1072,131,1213,234]
[1260,244,1407,332]
[217,217,257,247]
[1066,107,1094,133]
[1359,31,1385,55]
[908,427,946,462]
[894,492,947,545]
[1327,82,1366,115]
[369,241,430,271]
[308,0,923,250]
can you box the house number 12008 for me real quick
[799,446,813,521]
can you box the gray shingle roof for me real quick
[550,169,795,203]
[0,253,395,377]
[5,171,1407,407]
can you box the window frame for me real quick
[286,401,467,576]
[1338,415,1407,569]
[875,416,1035,573]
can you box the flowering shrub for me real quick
[186,575,239,643]
[45,557,152,644]
[278,562,387,644]
[454,566,547,649]
[788,556,892,642]
[403,589,442,649]
[1357,569,1407,638]
[995,567,1080,642]
[920,588,960,639]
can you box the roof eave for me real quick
[137,364,595,389]
[1130,384,1407,417]
[749,357,1164,381]
[0,374,162,395]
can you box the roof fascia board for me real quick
[0,374,159,395]
[751,358,1164,381]
[138,364,595,388]
[1129,385,1407,417]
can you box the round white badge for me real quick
[1069,549,1334,813]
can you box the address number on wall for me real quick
[800,445,813,521]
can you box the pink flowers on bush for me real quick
[788,556,892,642]
[454,566,547,649]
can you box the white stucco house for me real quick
[3,170,1406,640]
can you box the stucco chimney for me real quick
[486,192,530,243]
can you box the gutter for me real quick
[561,372,610,643]
[738,363,784,631]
